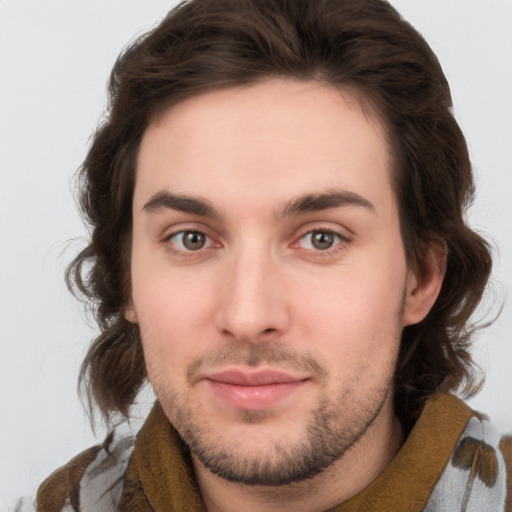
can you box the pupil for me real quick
[184,232,205,250]
[312,231,333,250]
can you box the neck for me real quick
[193,402,404,512]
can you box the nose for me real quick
[214,247,291,343]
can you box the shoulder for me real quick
[498,433,512,510]
[36,430,135,512]
[426,403,512,511]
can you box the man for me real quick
[35,0,510,510]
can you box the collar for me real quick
[123,393,472,512]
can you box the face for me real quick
[128,79,419,485]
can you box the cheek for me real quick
[131,263,217,379]
[293,253,406,362]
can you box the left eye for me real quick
[298,230,343,251]
[169,231,211,251]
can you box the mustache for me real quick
[186,341,327,386]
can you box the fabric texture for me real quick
[32,393,511,512]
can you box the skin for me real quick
[126,79,445,512]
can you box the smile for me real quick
[204,369,309,411]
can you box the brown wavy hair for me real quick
[67,0,493,428]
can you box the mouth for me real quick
[202,369,309,411]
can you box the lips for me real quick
[207,369,304,386]
[203,369,308,411]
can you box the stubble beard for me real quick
[155,341,397,487]
[175,386,391,486]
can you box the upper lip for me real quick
[204,369,308,386]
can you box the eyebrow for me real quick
[275,189,375,220]
[142,188,375,219]
[143,191,217,217]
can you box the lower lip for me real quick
[206,380,306,411]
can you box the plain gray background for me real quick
[1,1,511,508]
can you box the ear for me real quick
[124,301,138,324]
[403,242,447,326]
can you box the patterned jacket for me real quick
[25,393,512,511]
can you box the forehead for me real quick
[135,79,393,214]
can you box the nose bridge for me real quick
[215,239,288,341]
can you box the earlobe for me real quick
[124,302,138,324]
[403,242,447,326]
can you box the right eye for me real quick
[167,230,212,252]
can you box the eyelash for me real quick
[163,229,217,256]
[294,227,350,256]
[162,227,350,257]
